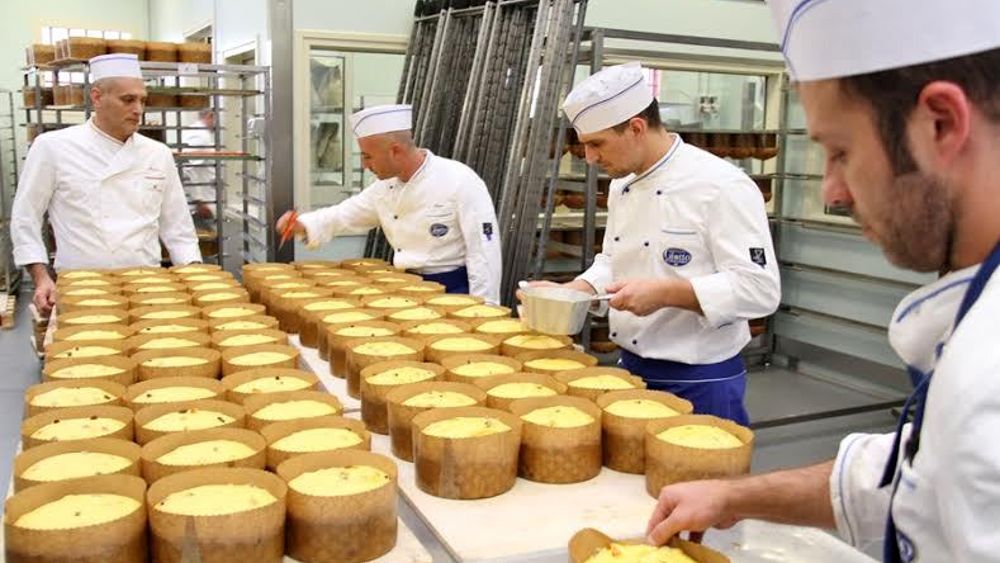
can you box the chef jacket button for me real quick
[611,332,617,338]
[656,190,662,195]
[631,339,637,345]
[623,187,630,194]
[394,215,398,220]
[397,248,402,252]
[613,236,620,242]
[643,241,649,247]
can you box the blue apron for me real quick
[881,239,1000,563]
[418,266,470,295]
[618,349,750,426]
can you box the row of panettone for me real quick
[7,259,745,563]
[26,39,211,67]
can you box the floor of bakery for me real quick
[0,287,896,560]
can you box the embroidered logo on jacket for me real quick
[429,223,449,237]
[897,529,916,563]
[663,247,692,266]
[749,247,767,267]
[482,222,494,241]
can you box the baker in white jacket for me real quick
[277,104,502,303]
[527,63,780,425]
[11,53,201,315]
[644,2,1000,561]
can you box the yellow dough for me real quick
[352,342,414,356]
[337,326,395,338]
[504,334,565,350]
[426,295,479,306]
[488,382,557,400]
[303,301,354,312]
[234,376,311,394]
[175,266,216,274]
[406,322,465,335]
[198,292,242,302]
[323,311,376,324]
[422,417,510,438]
[324,280,361,287]
[137,337,200,350]
[131,386,217,404]
[66,279,114,287]
[50,364,125,379]
[61,271,103,279]
[475,319,527,334]
[656,425,743,449]
[373,277,408,284]
[366,366,436,386]
[585,543,698,563]
[62,314,122,325]
[138,324,197,334]
[569,375,634,390]
[229,351,291,367]
[399,285,438,293]
[140,310,192,320]
[134,285,177,294]
[289,465,390,496]
[143,409,235,432]
[605,399,679,419]
[182,274,225,281]
[52,346,121,360]
[402,391,477,408]
[523,358,586,371]
[452,305,507,318]
[390,307,442,321]
[219,334,278,347]
[190,282,235,292]
[30,387,116,408]
[368,297,419,309]
[520,406,593,428]
[207,307,258,319]
[252,400,336,421]
[138,297,186,305]
[64,329,127,341]
[155,484,276,516]
[62,288,113,297]
[451,361,515,378]
[118,269,159,276]
[76,298,121,307]
[278,291,320,299]
[14,494,141,530]
[141,356,209,368]
[21,452,132,482]
[430,337,493,352]
[271,427,363,453]
[130,277,173,285]
[214,320,269,331]
[156,440,257,466]
[31,417,126,441]
[270,282,310,290]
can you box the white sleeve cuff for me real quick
[576,255,613,295]
[167,244,204,267]
[830,430,900,550]
[295,210,326,246]
[14,246,49,268]
[689,272,739,327]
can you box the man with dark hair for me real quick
[525,62,781,425]
[645,2,1000,560]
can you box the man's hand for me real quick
[646,480,738,546]
[275,210,306,237]
[29,264,56,317]
[606,278,671,316]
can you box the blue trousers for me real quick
[619,349,750,426]
[419,266,470,294]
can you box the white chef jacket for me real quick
[830,265,1000,561]
[297,150,502,303]
[180,122,217,203]
[11,120,202,271]
[577,136,780,364]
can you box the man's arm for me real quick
[11,137,58,314]
[293,184,383,246]
[456,179,502,303]
[158,151,203,265]
[647,461,836,545]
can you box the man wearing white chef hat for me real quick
[524,61,781,425]
[277,104,503,302]
[11,53,201,315]
[645,1,1000,561]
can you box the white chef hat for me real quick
[562,62,654,135]
[349,104,412,139]
[771,0,1000,82]
[89,53,143,81]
